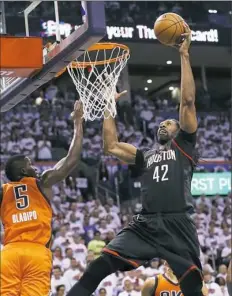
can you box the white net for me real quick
[67,43,130,121]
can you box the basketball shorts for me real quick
[102,212,203,281]
[0,242,52,296]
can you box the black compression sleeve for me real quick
[135,149,145,168]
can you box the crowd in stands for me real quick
[1,2,231,296]
[0,79,231,295]
[4,1,231,28]
[0,81,231,167]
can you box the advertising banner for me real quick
[5,17,231,46]
[191,172,231,196]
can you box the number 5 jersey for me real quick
[0,177,52,247]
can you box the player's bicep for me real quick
[107,142,138,164]
[179,102,197,134]
[141,278,156,296]
[41,157,75,187]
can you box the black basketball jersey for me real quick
[135,129,197,213]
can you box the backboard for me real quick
[0,1,106,112]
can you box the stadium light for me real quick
[208,9,217,13]
[166,60,172,65]
[147,79,152,83]
[144,87,148,91]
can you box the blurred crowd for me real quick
[1,2,231,296]
[0,81,231,295]
[0,82,231,168]
[4,1,231,28]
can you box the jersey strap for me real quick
[172,139,196,166]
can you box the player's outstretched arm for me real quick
[103,91,137,164]
[141,278,156,296]
[179,24,197,134]
[41,101,83,187]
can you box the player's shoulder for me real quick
[174,129,197,145]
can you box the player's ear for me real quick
[173,128,180,138]
[21,167,27,175]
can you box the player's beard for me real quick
[157,133,171,145]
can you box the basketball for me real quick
[154,13,185,46]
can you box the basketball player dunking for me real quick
[0,102,83,296]
[141,262,208,296]
[67,26,204,296]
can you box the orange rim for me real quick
[68,42,130,68]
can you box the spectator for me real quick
[51,266,67,294]
[37,134,52,160]
[217,265,229,280]
[221,240,232,264]
[88,231,106,258]
[53,226,71,250]
[98,287,107,296]
[69,234,88,264]
[98,219,110,239]
[62,248,74,270]
[54,284,66,296]
[63,258,83,290]
[20,131,36,158]
[53,247,64,267]
[106,197,119,214]
[83,215,97,243]
[215,277,230,296]
[204,270,224,296]
[172,2,183,15]
[119,278,137,296]
[6,133,21,155]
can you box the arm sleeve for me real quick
[135,149,145,168]
[129,149,145,178]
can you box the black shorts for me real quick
[102,212,202,281]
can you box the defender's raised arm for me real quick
[41,101,83,187]
[179,25,197,134]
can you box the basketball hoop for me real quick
[67,42,130,121]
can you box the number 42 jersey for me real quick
[0,177,52,247]
[135,129,197,214]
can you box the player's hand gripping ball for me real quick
[154,13,186,46]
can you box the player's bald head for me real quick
[5,155,27,181]
[5,155,37,181]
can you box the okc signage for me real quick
[41,20,219,43]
